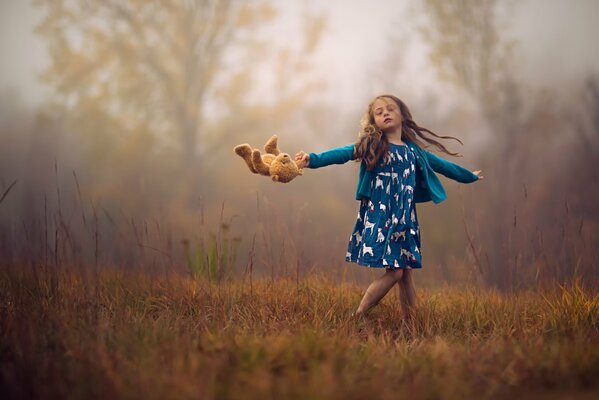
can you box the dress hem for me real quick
[345,258,422,270]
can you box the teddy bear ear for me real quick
[272,175,279,182]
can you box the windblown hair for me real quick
[354,94,463,171]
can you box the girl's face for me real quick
[371,97,403,133]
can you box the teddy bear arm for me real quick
[251,149,271,176]
[264,135,280,156]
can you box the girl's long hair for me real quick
[354,94,463,171]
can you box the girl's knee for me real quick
[400,268,413,282]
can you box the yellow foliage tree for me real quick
[34,0,278,164]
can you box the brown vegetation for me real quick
[1,266,597,399]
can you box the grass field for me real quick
[1,266,598,399]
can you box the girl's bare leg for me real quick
[355,268,404,315]
[398,268,416,319]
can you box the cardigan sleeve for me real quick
[308,144,356,169]
[425,150,479,183]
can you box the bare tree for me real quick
[420,0,522,149]
[419,0,527,288]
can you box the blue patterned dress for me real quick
[345,143,422,269]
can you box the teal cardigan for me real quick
[308,140,478,203]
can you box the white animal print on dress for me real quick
[387,244,392,255]
[362,244,374,257]
[376,228,385,243]
[392,172,399,184]
[386,184,390,195]
[392,215,399,225]
[364,220,375,235]
[403,168,410,178]
[392,231,406,241]
[394,260,400,268]
[401,248,415,261]
[353,231,362,244]
[383,259,389,266]
[411,163,415,172]
[399,214,406,225]
[405,185,414,194]
[346,251,352,258]
[375,176,384,190]
[380,204,386,213]
[410,210,416,222]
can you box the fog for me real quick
[1,0,597,289]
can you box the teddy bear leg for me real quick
[264,135,280,156]
[251,149,271,176]
[234,144,258,173]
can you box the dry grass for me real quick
[1,266,598,400]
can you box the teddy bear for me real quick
[234,135,303,183]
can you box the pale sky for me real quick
[1,0,598,107]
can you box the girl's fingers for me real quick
[294,152,309,168]
[295,151,308,162]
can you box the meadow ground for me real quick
[1,266,598,400]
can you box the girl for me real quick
[295,94,483,318]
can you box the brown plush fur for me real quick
[234,135,303,183]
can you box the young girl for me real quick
[295,94,483,318]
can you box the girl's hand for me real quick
[473,170,484,180]
[295,151,310,169]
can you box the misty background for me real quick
[1,0,597,290]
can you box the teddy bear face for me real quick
[275,153,292,165]
[269,153,303,182]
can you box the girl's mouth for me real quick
[384,118,393,123]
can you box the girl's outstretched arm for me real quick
[426,151,482,183]
[296,144,356,169]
